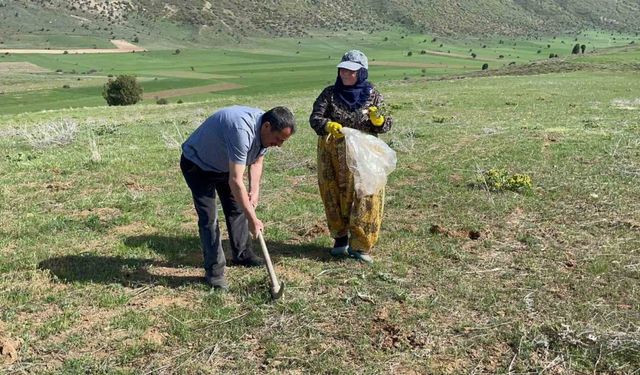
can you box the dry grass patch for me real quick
[0,62,50,74]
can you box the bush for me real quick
[571,43,580,54]
[407,51,412,56]
[156,98,168,105]
[62,84,70,89]
[481,63,488,70]
[177,99,183,104]
[476,168,532,193]
[102,75,142,106]
[22,119,78,149]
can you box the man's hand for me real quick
[368,106,385,126]
[325,121,344,138]
[248,217,264,239]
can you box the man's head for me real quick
[260,106,296,147]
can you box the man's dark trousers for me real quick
[180,155,252,278]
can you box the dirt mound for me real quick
[0,336,19,365]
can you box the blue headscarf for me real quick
[334,68,372,111]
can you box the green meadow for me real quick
[1,30,636,114]
[0,32,639,373]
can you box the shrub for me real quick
[481,63,488,70]
[62,84,70,89]
[156,98,168,105]
[476,168,532,193]
[177,99,183,104]
[22,119,78,149]
[471,52,477,58]
[407,51,412,56]
[102,75,142,106]
[571,43,580,54]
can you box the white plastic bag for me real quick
[341,127,397,197]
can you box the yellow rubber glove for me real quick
[325,121,344,138]
[368,106,385,126]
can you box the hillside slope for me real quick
[1,0,639,46]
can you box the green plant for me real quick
[572,43,581,54]
[476,168,532,193]
[102,75,143,106]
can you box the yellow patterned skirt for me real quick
[317,136,384,253]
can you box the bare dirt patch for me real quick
[295,222,329,241]
[111,221,154,236]
[137,293,194,310]
[0,336,19,365]
[109,40,140,50]
[0,62,50,74]
[0,40,146,55]
[74,207,122,221]
[141,328,168,346]
[143,82,244,100]
[146,266,201,279]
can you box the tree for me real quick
[571,43,580,54]
[481,63,489,70]
[102,75,142,106]
[580,44,586,54]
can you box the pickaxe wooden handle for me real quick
[257,232,284,300]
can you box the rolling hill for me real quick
[1,0,639,48]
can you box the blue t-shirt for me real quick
[182,106,268,173]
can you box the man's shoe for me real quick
[232,253,265,267]
[204,275,229,291]
[330,235,349,257]
[348,248,373,265]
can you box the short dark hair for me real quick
[262,106,296,134]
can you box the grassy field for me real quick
[1,30,637,115]
[1,37,639,373]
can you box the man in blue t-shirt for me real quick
[181,106,296,290]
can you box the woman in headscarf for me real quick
[309,50,393,264]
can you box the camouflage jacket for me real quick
[309,85,393,136]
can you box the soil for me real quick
[0,40,146,55]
